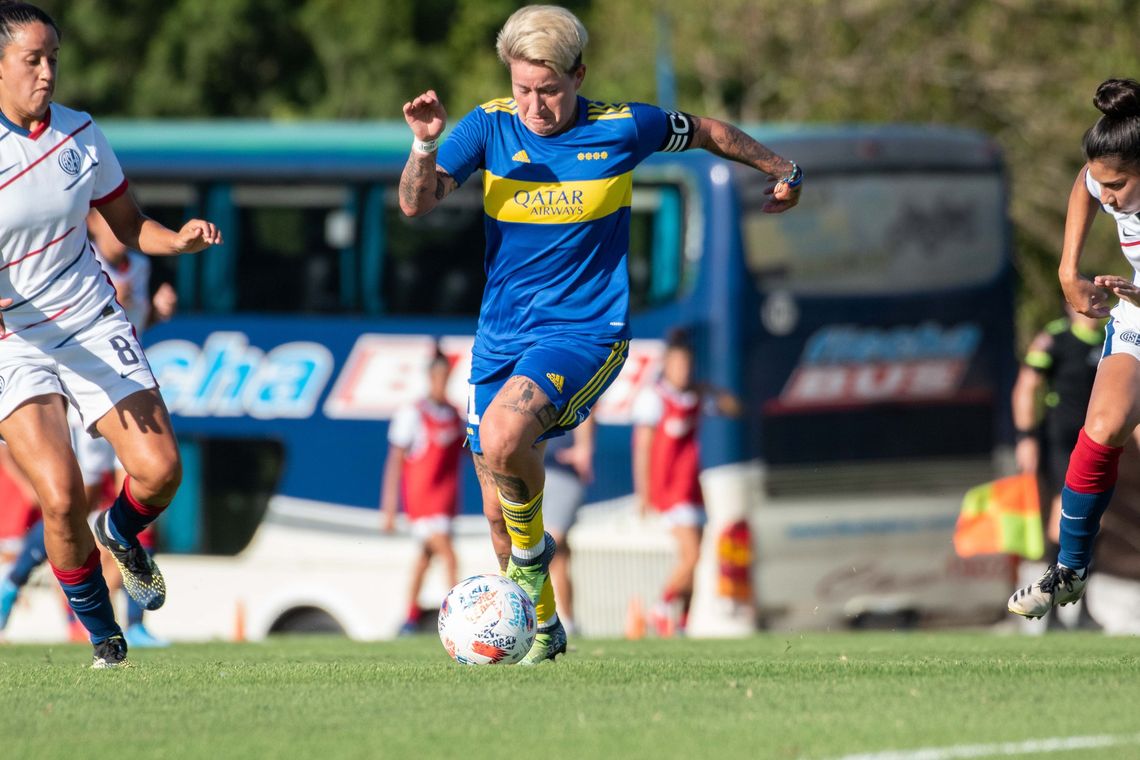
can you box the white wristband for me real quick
[412,137,439,154]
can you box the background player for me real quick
[400,3,801,663]
[632,328,740,636]
[541,416,595,635]
[380,348,464,635]
[0,2,220,667]
[1011,302,1104,629]
[1010,78,1140,618]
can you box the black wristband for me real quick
[1014,428,1038,442]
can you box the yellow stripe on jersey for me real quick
[557,340,628,427]
[587,102,632,121]
[482,170,633,224]
[481,97,518,115]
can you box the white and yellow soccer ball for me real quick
[438,574,537,665]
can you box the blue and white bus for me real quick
[35,120,1015,640]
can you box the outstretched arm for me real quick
[399,90,459,217]
[1060,166,1111,317]
[97,192,221,255]
[689,115,801,213]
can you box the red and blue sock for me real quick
[106,477,166,546]
[1058,428,1123,572]
[51,548,121,643]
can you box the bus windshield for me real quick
[742,172,1005,294]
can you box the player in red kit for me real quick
[633,329,739,636]
[381,349,465,635]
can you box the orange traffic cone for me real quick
[625,596,646,640]
[233,600,246,642]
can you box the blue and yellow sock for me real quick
[499,490,545,558]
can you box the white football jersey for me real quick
[0,103,127,348]
[1085,169,1140,324]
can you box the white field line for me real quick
[824,733,1140,760]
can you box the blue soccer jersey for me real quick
[437,96,693,369]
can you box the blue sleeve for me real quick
[436,108,488,187]
[629,102,695,163]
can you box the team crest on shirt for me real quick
[1119,330,1140,346]
[58,148,81,176]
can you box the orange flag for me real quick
[954,472,1044,560]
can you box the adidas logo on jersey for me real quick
[546,373,565,393]
[512,150,530,163]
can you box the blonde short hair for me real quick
[496,5,588,76]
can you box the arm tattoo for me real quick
[692,115,793,177]
[398,156,456,211]
[434,170,455,201]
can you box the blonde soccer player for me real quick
[400,5,800,662]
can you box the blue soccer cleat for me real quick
[125,623,170,648]
[0,578,18,630]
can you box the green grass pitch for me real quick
[2,632,1139,759]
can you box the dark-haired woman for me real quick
[0,2,221,666]
[1010,78,1140,619]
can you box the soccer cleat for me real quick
[125,623,170,648]
[91,634,131,669]
[505,532,556,609]
[519,619,567,665]
[0,578,18,630]
[1008,563,1087,619]
[397,620,420,637]
[93,511,166,611]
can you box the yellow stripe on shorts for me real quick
[556,340,629,427]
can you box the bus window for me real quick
[742,172,1004,294]
[628,183,688,311]
[225,185,353,314]
[382,179,486,316]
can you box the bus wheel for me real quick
[269,606,345,635]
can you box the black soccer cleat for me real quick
[93,511,167,611]
[91,634,131,669]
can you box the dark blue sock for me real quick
[1057,485,1113,571]
[52,550,121,643]
[8,519,47,587]
[106,480,163,545]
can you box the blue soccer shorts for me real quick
[465,337,629,455]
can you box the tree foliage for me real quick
[34,0,1140,343]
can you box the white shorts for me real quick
[410,514,453,542]
[1103,316,1140,363]
[0,309,156,434]
[68,406,117,486]
[658,502,707,529]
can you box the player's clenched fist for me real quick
[403,90,447,141]
[174,219,223,254]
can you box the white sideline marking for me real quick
[825,733,1140,760]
